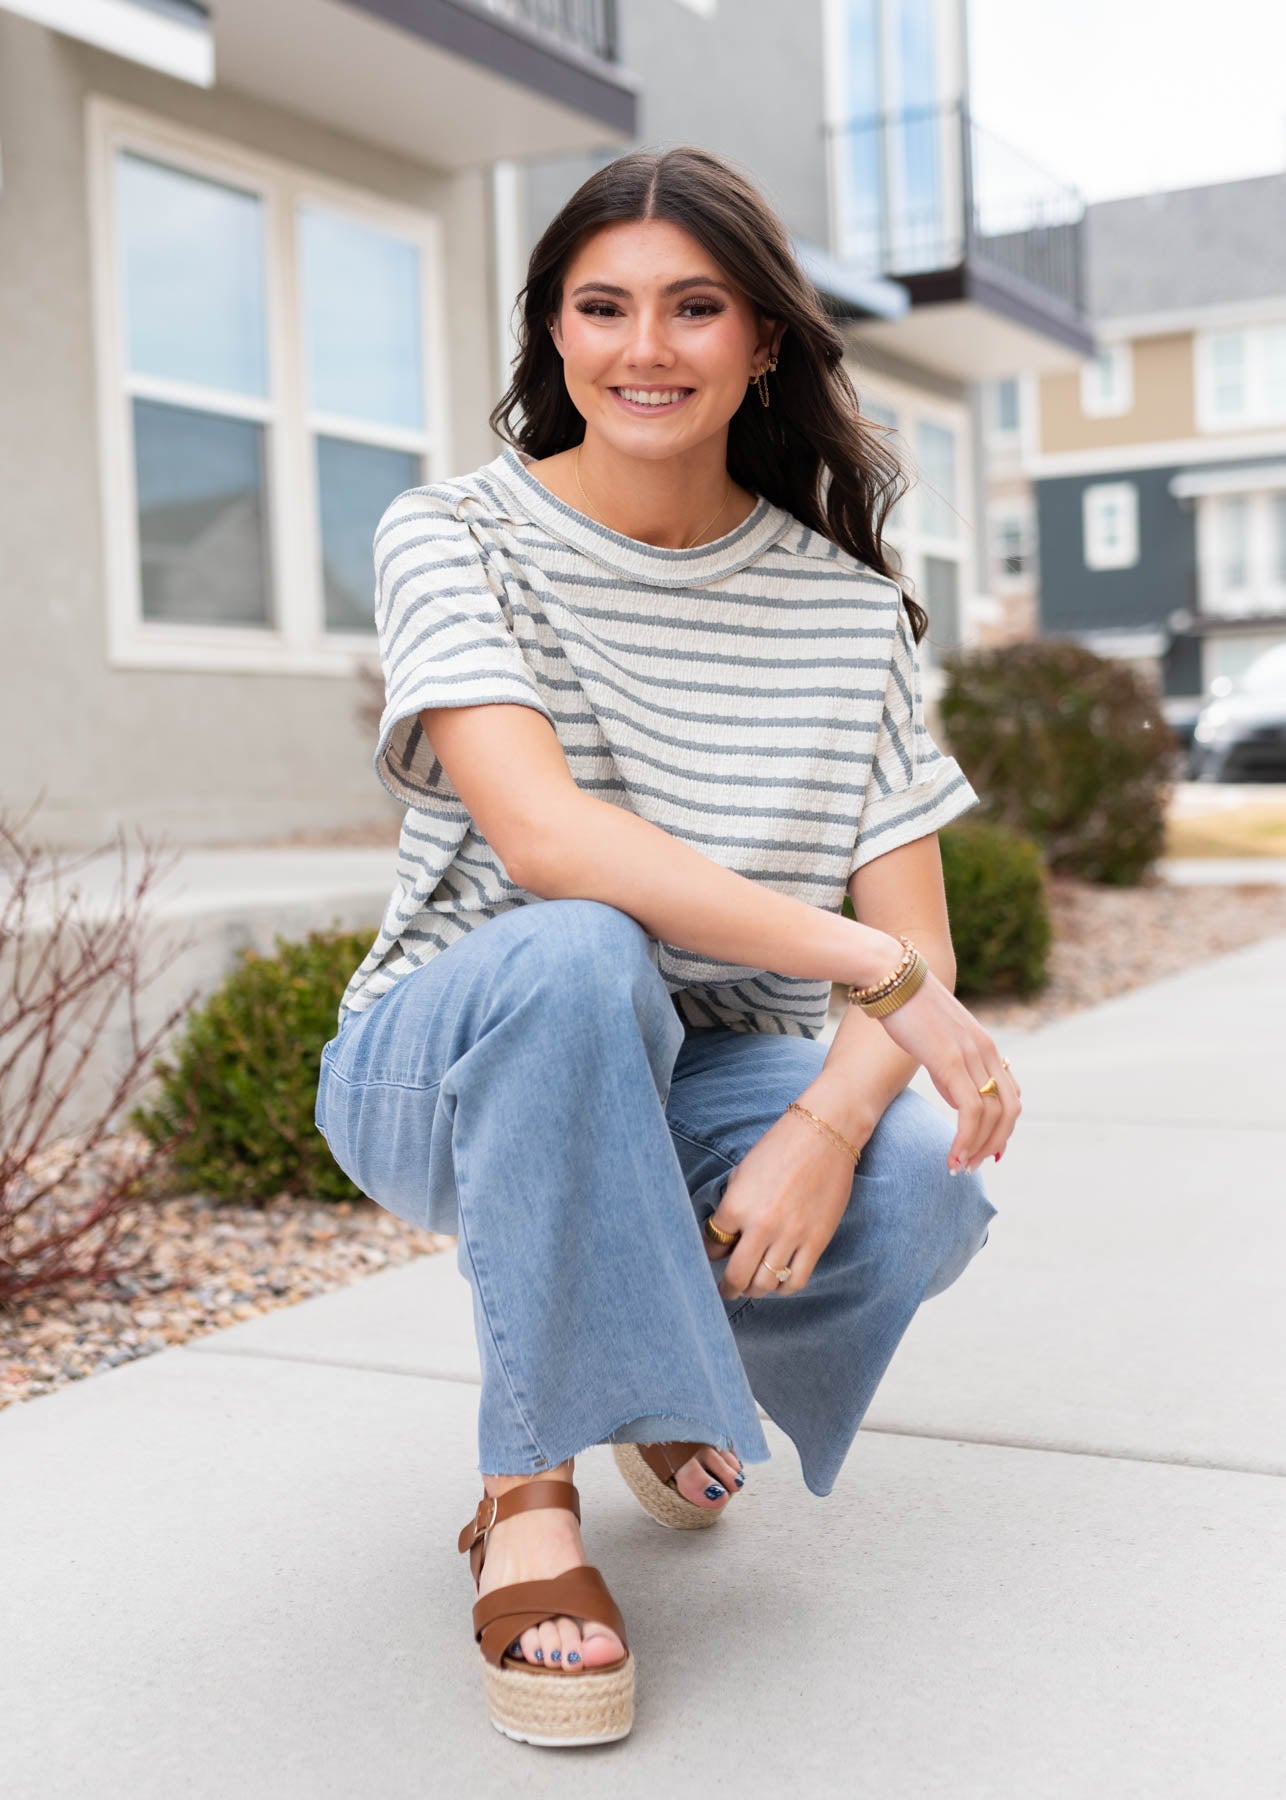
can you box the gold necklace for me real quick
[574,442,732,549]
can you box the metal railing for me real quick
[466,0,618,63]
[823,100,1085,312]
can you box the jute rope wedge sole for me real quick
[611,1440,730,1531]
[458,1477,635,1747]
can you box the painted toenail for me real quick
[734,1473,745,1487]
[567,1651,581,1664]
[550,1649,561,1661]
[705,1483,726,1499]
[510,1640,521,1656]
[534,1649,543,1661]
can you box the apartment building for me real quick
[982,171,1286,726]
[1,0,1093,848]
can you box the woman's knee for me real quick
[858,1087,997,1294]
[509,898,666,1015]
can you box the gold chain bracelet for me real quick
[786,1101,863,1167]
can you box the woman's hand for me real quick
[874,967,1022,1174]
[703,1108,870,1304]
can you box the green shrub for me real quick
[843,818,1052,998]
[937,639,1177,885]
[129,926,373,1203]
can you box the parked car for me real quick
[1188,643,1286,781]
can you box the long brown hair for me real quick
[488,144,927,643]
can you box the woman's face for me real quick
[547,218,780,461]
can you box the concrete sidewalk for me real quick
[3,939,1284,1798]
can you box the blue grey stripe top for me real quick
[338,444,979,1037]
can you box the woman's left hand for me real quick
[704,1104,869,1302]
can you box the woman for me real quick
[314,144,1020,1749]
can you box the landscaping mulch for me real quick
[4,874,1286,1414]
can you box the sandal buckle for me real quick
[469,1492,498,1548]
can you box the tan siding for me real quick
[1039,333,1195,452]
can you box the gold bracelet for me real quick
[847,934,930,1017]
[786,1101,862,1167]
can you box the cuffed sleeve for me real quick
[370,488,557,811]
[849,599,980,876]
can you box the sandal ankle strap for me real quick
[456,1477,580,1554]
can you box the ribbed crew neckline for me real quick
[484,444,796,589]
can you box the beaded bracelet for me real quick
[847,934,930,1019]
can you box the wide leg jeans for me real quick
[313,898,997,1499]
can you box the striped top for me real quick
[338,444,979,1038]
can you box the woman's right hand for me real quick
[873,966,1022,1174]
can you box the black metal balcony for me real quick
[467,0,619,64]
[824,99,1087,320]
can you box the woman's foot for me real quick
[477,1459,626,1674]
[666,1443,745,1511]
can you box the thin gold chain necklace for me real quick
[574,442,732,549]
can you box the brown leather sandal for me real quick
[458,1477,635,1746]
[610,1440,737,1530]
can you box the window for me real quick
[1195,489,1286,618]
[990,502,1036,583]
[1080,344,1133,418]
[1196,323,1286,430]
[1083,482,1139,570]
[991,377,1021,437]
[90,99,445,673]
[916,419,958,540]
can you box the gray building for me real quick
[1,0,1091,849]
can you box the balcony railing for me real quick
[468,0,619,63]
[823,100,1085,314]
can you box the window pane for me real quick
[1274,493,1286,584]
[841,0,884,267]
[995,378,1019,432]
[923,555,960,648]
[117,151,267,397]
[1216,494,1249,589]
[897,0,941,264]
[134,398,272,626]
[299,205,424,430]
[317,437,421,632]
[1263,326,1286,416]
[1210,332,1245,415]
[916,420,957,538]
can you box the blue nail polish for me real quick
[534,1649,543,1661]
[567,1651,581,1664]
[509,1640,522,1656]
[734,1473,745,1487]
[705,1483,727,1499]
[549,1649,561,1661]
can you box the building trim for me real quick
[1028,432,1286,480]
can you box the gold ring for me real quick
[703,1216,739,1246]
[759,1257,792,1284]
[977,1076,1000,1098]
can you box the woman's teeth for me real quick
[613,387,693,407]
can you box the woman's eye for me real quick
[574,300,723,319]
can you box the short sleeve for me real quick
[370,488,557,811]
[849,599,980,876]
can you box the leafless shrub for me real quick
[0,798,205,1306]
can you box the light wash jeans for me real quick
[314,898,997,1498]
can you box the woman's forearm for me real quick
[518,793,902,991]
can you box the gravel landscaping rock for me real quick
[4,874,1285,1414]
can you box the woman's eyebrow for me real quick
[569,276,733,298]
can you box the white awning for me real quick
[1169,464,1286,499]
[0,0,213,86]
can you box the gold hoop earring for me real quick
[752,353,779,408]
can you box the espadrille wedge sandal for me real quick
[611,1440,735,1530]
[458,1477,635,1747]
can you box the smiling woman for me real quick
[316,143,1017,1751]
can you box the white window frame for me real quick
[1194,322,1286,432]
[1080,343,1133,418]
[87,95,451,675]
[1194,489,1286,619]
[1083,481,1139,570]
[856,374,971,666]
[990,498,1036,588]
